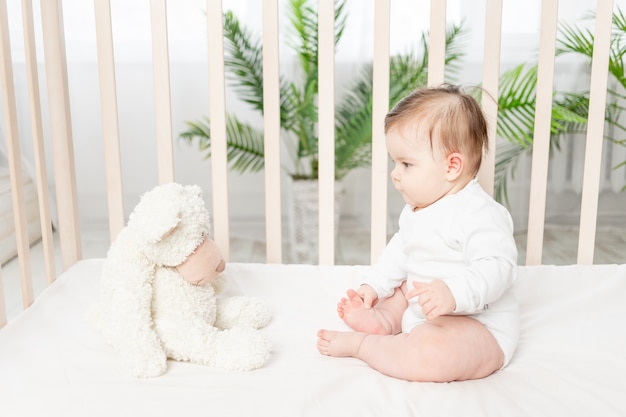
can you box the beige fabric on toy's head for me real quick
[176,236,225,287]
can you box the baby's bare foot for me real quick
[316,330,366,357]
[337,290,392,335]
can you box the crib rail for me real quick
[0,0,616,327]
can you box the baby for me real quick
[317,85,519,382]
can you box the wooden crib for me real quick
[1,1,625,416]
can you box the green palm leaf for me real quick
[494,141,527,205]
[223,11,296,129]
[553,7,626,177]
[183,2,466,182]
[498,64,537,145]
[222,11,265,112]
[494,64,588,204]
[333,22,467,180]
[179,114,265,174]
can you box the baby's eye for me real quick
[402,162,411,168]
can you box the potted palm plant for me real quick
[494,63,588,204]
[180,0,467,262]
[494,7,626,204]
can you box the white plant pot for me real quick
[286,178,344,264]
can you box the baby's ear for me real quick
[445,152,464,181]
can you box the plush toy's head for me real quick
[126,183,224,282]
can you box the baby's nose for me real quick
[216,259,226,273]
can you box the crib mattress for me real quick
[1,260,625,417]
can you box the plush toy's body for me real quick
[89,183,271,378]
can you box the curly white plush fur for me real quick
[88,183,272,378]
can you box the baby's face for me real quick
[386,126,455,211]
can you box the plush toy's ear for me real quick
[128,183,184,243]
[185,184,203,199]
[144,211,181,244]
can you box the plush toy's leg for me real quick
[211,327,272,371]
[215,296,272,329]
[157,319,271,371]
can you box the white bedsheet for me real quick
[1,260,625,416]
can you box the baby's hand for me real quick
[354,284,378,309]
[406,280,455,320]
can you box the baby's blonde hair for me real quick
[384,84,488,176]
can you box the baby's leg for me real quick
[339,284,408,335]
[318,316,504,382]
[317,329,367,357]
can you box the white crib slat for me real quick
[0,0,33,307]
[149,0,174,184]
[94,0,125,243]
[577,0,614,265]
[41,0,82,270]
[525,0,559,266]
[206,0,230,260]
[318,0,335,265]
[262,0,282,263]
[370,0,390,263]
[478,0,503,196]
[427,0,446,86]
[0,268,5,328]
[22,0,56,284]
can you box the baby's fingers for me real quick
[405,288,419,300]
[363,293,376,309]
[405,281,427,300]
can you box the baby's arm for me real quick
[444,202,518,315]
[359,231,409,300]
[405,280,455,320]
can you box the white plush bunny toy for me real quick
[89,183,272,378]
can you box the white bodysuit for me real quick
[362,179,519,366]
